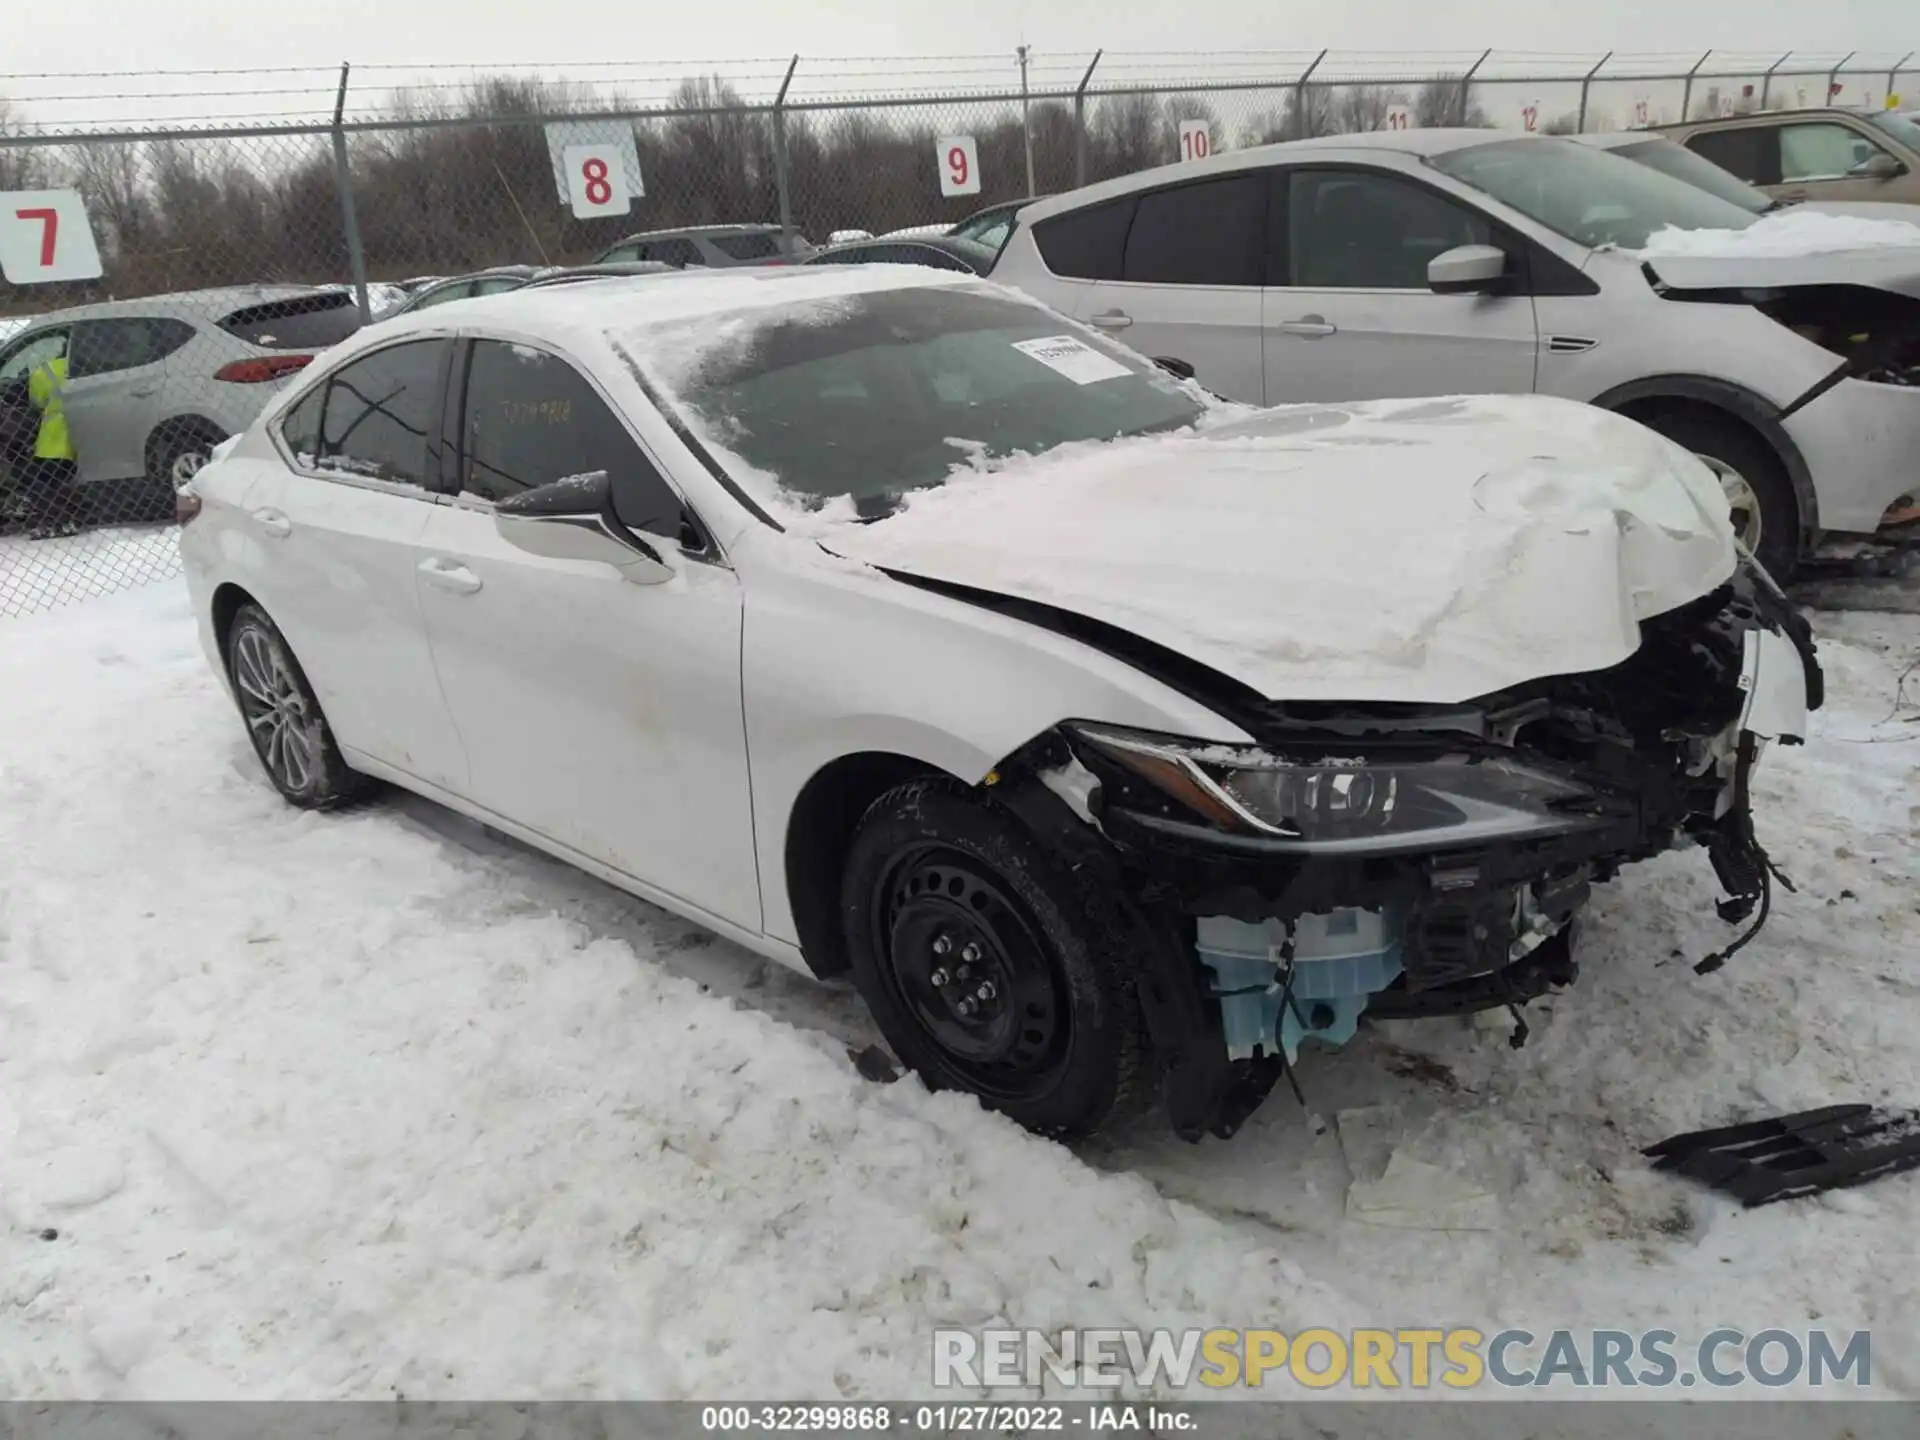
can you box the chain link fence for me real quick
[3,48,1918,618]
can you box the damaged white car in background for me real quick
[177,267,1820,1141]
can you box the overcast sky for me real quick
[5,0,1916,127]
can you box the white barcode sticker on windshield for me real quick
[1011,335,1133,386]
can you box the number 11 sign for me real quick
[0,190,103,284]
[938,135,981,197]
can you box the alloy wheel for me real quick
[1698,452,1764,554]
[232,624,321,794]
[874,846,1068,1100]
[169,448,211,489]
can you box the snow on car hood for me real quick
[822,395,1739,705]
[1637,209,1920,297]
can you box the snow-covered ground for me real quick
[2,577,1917,1401]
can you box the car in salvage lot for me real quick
[0,285,365,521]
[177,267,1818,1141]
[1571,129,1920,222]
[991,129,1920,577]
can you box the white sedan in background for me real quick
[178,267,1816,1140]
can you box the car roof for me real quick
[1569,131,1661,150]
[1653,107,1888,131]
[604,223,784,244]
[1015,129,1551,222]
[521,261,682,288]
[366,264,979,349]
[27,285,323,324]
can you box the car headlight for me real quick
[1070,723,1604,856]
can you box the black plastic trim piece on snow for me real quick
[1645,1104,1920,1207]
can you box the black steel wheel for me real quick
[840,778,1148,1136]
[226,602,368,809]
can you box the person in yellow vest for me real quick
[25,339,83,540]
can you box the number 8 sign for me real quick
[562,144,632,219]
[938,135,981,197]
[0,189,104,285]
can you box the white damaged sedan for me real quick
[178,266,1820,1139]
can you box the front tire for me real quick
[839,778,1148,1137]
[1641,410,1800,580]
[226,603,368,809]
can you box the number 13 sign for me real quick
[938,135,981,197]
[0,190,104,285]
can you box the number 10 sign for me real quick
[0,190,104,284]
[938,135,981,197]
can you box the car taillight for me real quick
[215,354,314,384]
[176,489,203,525]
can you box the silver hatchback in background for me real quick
[0,286,364,523]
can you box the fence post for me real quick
[1681,50,1712,121]
[1827,51,1856,106]
[772,55,798,248]
[1018,45,1035,197]
[1891,52,1916,106]
[329,62,371,323]
[1459,48,1491,126]
[1577,51,1611,131]
[1294,48,1327,139]
[1073,50,1102,189]
[1760,51,1792,109]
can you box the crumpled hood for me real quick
[1646,246,1920,298]
[823,395,1738,705]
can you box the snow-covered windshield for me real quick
[1868,112,1920,153]
[644,284,1205,519]
[1611,138,1772,215]
[1433,137,1760,250]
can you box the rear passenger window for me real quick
[1684,127,1779,186]
[1123,175,1267,286]
[713,232,780,260]
[68,317,196,376]
[279,385,325,462]
[1033,198,1135,280]
[645,238,704,268]
[219,292,365,350]
[314,339,448,487]
[459,339,685,537]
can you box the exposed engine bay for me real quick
[1006,561,1822,1141]
[1753,285,1920,389]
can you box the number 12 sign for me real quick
[0,189,104,285]
[938,135,981,197]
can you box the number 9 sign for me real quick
[938,134,981,197]
[0,189,104,285]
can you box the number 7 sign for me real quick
[0,190,103,284]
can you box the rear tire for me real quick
[226,603,369,810]
[1639,409,1800,580]
[839,778,1149,1137]
[146,421,227,523]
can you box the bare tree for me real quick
[1334,84,1408,134]
[1414,76,1493,128]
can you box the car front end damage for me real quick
[1004,563,1821,1141]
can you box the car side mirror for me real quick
[493,470,674,585]
[1152,355,1197,380]
[1428,244,1509,294]
[1849,152,1905,180]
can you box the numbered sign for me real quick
[0,190,103,285]
[1633,98,1651,128]
[1385,104,1413,132]
[1517,101,1542,133]
[563,144,632,220]
[543,121,644,218]
[1177,119,1213,162]
[938,135,981,197]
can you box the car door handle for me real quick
[128,386,158,398]
[252,507,292,538]
[418,557,483,595]
[1275,315,1338,338]
[1089,310,1133,330]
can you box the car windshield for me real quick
[1611,138,1772,215]
[1868,112,1920,151]
[644,284,1204,519]
[1432,137,1760,249]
